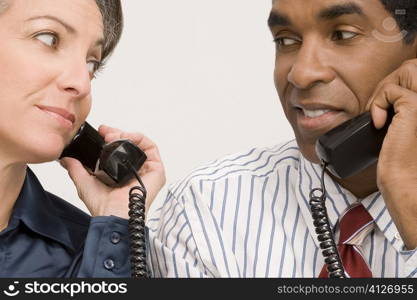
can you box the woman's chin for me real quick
[24,139,67,164]
[26,149,64,164]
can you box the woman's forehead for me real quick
[2,0,104,43]
[5,0,103,29]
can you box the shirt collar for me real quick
[295,152,404,252]
[12,167,75,252]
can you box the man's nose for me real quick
[287,40,336,90]
[56,58,91,99]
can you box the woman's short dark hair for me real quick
[95,0,123,61]
[380,0,417,44]
[0,0,123,61]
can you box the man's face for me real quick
[270,0,417,163]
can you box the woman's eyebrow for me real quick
[25,15,76,33]
[25,15,104,50]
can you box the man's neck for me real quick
[0,161,27,231]
[330,164,379,199]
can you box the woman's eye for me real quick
[274,37,299,47]
[34,32,59,47]
[333,31,358,41]
[87,61,101,77]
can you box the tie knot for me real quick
[338,203,374,245]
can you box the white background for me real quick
[30,0,294,215]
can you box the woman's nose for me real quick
[56,58,92,99]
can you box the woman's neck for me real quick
[0,161,27,231]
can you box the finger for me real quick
[119,131,145,145]
[366,60,417,112]
[60,157,97,196]
[370,83,414,128]
[142,146,163,163]
[116,133,163,165]
[397,61,417,92]
[119,132,157,152]
[99,126,147,147]
[104,132,123,143]
[113,130,158,153]
[98,124,123,137]
[99,127,161,160]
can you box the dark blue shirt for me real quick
[0,168,131,277]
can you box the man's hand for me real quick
[60,125,166,219]
[367,59,417,249]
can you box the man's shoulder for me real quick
[168,139,301,200]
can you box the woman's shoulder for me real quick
[45,191,91,230]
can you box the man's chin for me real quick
[294,136,321,165]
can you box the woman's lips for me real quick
[36,105,75,129]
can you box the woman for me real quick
[0,0,165,277]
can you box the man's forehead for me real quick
[272,0,369,7]
[271,0,367,15]
[269,0,383,28]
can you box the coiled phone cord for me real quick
[309,162,346,278]
[128,169,148,278]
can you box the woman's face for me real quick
[0,0,104,164]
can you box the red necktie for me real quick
[319,203,374,278]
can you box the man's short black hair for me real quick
[380,0,417,44]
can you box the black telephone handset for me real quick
[310,109,394,278]
[60,122,147,186]
[315,109,394,179]
[59,122,148,278]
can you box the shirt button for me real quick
[104,259,115,270]
[395,232,401,240]
[111,232,121,244]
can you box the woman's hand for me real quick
[367,59,417,249]
[60,125,166,219]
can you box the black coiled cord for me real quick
[309,162,345,278]
[128,169,148,278]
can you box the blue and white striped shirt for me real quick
[147,140,417,277]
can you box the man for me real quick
[147,0,417,277]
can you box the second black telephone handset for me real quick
[60,122,148,278]
[316,109,394,179]
[309,109,394,278]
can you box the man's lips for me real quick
[36,105,76,128]
[292,104,346,133]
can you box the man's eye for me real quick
[274,37,299,47]
[333,31,358,41]
[34,32,59,48]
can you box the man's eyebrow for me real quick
[268,11,291,28]
[318,2,364,20]
[268,2,364,28]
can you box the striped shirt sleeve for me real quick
[147,189,211,277]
